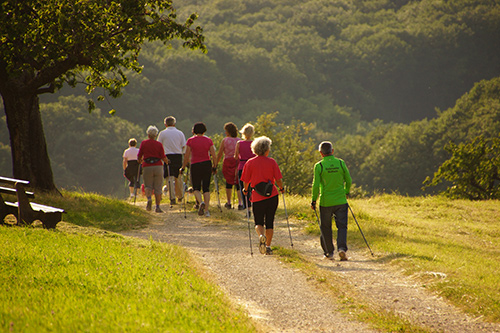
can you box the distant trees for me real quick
[0,0,204,192]
[424,137,500,200]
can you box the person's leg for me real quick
[263,195,278,247]
[152,166,164,211]
[201,161,212,214]
[333,204,349,252]
[190,163,203,211]
[252,199,267,253]
[225,182,232,206]
[142,166,154,210]
[238,170,246,208]
[174,175,183,200]
[319,206,335,256]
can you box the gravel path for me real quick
[121,204,500,332]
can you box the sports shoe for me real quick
[146,200,152,211]
[322,253,334,260]
[194,204,200,210]
[237,204,245,210]
[259,235,267,254]
[170,199,176,206]
[224,202,232,209]
[155,207,164,213]
[265,246,273,255]
[339,250,348,261]
[198,202,205,216]
[205,211,211,217]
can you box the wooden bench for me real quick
[0,176,65,229]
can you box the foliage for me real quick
[41,96,144,196]
[0,227,254,331]
[253,112,318,194]
[424,137,500,200]
[0,0,205,105]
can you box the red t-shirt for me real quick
[186,135,213,164]
[138,139,166,167]
[241,156,282,202]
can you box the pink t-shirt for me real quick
[186,135,214,164]
[241,156,282,203]
[223,137,241,159]
[237,140,255,170]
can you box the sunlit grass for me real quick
[0,227,255,332]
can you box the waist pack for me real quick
[144,157,161,164]
[253,181,274,197]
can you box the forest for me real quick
[1,0,499,196]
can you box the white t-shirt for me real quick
[157,126,186,155]
[123,147,139,161]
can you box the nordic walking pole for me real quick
[313,207,327,251]
[166,161,173,208]
[281,192,294,248]
[239,173,253,256]
[183,168,188,218]
[133,164,141,205]
[348,204,374,256]
[213,173,222,212]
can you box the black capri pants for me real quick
[252,195,279,229]
[190,160,212,193]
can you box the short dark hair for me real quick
[224,122,238,138]
[193,122,207,134]
[128,138,137,147]
[319,141,333,155]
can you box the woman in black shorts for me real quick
[180,122,217,217]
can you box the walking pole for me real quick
[166,160,174,208]
[281,192,294,249]
[183,168,188,219]
[348,204,374,256]
[238,173,253,256]
[313,207,327,251]
[133,164,141,205]
[213,173,222,212]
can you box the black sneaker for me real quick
[238,204,245,210]
[146,200,152,211]
[265,246,273,255]
[259,235,266,254]
[155,207,164,213]
[224,202,232,209]
[170,199,176,206]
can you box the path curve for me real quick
[121,204,500,332]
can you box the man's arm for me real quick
[343,160,352,196]
[311,163,321,208]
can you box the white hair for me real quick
[146,125,159,138]
[251,136,272,156]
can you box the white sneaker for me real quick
[205,211,211,217]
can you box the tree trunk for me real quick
[2,83,60,194]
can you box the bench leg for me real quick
[16,183,36,226]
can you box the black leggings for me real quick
[252,195,279,229]
[191,160,212,193]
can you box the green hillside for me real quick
[2,0,500,195]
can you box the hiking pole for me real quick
[281,192,294,249]
[238,173,253,256]
[166,162,173,208]
[313,207,327,251]
[183,169,188,219]
[133,164,141,205]
[348,204,374,256]
[213,173,222,212]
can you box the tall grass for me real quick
[0,227,255,332]
[284,194,500,322]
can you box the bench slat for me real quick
[25,202,65,213]
[0,186,35,199]
[0,176,30,185]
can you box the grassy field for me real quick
[280,194,500,323]
[0,191,255,332]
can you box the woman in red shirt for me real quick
[181,122,217,217]
[241,136,284,255]
[137,125,169,213]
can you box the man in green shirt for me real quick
[311,141,352,261]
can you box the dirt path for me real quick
[121,204,500,332]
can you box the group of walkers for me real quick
[123,117,352,261]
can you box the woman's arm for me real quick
[276,178,284,193]
[209,145,217,172]
[123,157,128,170]
[181,145,191,170]
[215,139,225,166]
[233,141,240,160]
